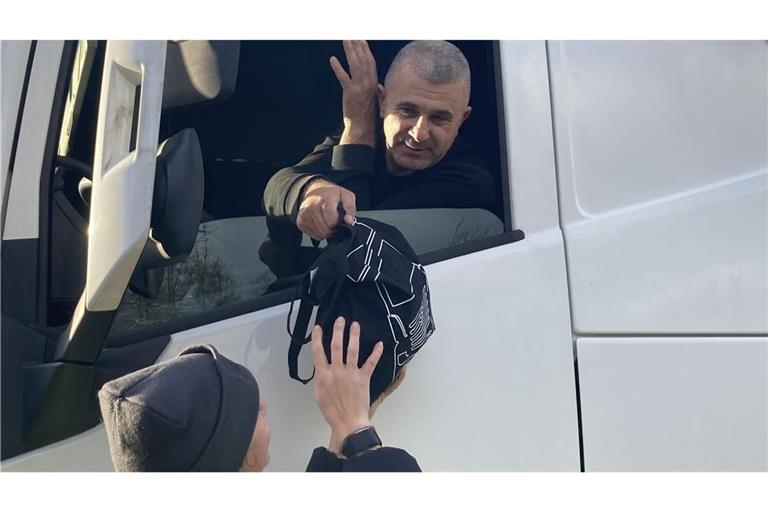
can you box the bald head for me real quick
[384,41,471,105]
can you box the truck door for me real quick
[549,41,768,470]
[4,41,582,471]
[2,40,168,468]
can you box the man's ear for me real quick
[460,106,472,126]
[377,84,385,118]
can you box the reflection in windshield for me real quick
[111,225,274,334]
[111,208,504,336]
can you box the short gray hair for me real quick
[385,40,471,104]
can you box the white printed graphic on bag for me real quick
[346,221,435,381]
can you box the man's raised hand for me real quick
[330,40,380,147]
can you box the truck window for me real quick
[47,41,519,341]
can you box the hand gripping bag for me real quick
[287,210,436,403]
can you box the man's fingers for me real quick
[347,321,361,367]
[314,206,335,239]
[359,40,377,84]
[343,39,354,59]
[343,40,359,78]
[330,316,345,365]
[340,188,357,217]
[302,211,326,241]
[310,325,328,369]
[341,191,356,226]
[320,199,340,231]
[352,40,366,71]
[329,56,349,86]
[360,40,376,75]
[354,40,370,77]
[361,40,374,62]
[347,40,372,82]
[362,341,384,377]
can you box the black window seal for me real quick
[492,40,514,232]
[420,229,524,265]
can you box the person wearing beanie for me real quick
[98,317,419,472]
[98,344,270,471]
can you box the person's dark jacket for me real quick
[259,130,495,280]
[262,131,496,228]
[306,446,421,472]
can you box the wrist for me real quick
[340,425,382,459]
[300,177,334,203]
[328,431,345,458]
[340,123,375,147]
[332,419,372,448]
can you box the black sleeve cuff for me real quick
[305,447,345,472]
[331,144,375,173]
[287,174,326,224]
[342,447,422,472]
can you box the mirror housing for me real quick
[129,128,204,298]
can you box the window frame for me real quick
[38,40,522,347]
[105,40,524,346]
[37,40,78,329]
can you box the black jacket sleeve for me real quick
[305,447,421,472]
[305,447,345,472]
[262,135,377,226]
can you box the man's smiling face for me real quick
[378,64,471,176]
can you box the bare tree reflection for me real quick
[113,225,242,333]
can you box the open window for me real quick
[105,40,521,341]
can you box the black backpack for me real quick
[287,211,436,403]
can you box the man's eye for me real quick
[432,116,450,125]
[399,108,417,117]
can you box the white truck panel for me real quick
[550,40,768,334]
[161,229,581,471]
[550,40,767,218]
[565,171,767,333]
[499,41,562,232]
[1,40,31,206]
[3,41,62,240]
[85,41,166,311]
[3,230,582,471]
[578,337,768,471]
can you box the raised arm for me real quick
[263,41,382,241]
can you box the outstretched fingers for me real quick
[359,40,377,75]
[330,316,345,365]
[362,341,384,378]
[310,325,328,369]
[346,321,361,367]
[329,55,349,86]
[316,316,381,378]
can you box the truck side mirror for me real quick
[129,128,204,299]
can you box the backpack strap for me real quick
[286,203,353,384]
[287,271,316,384]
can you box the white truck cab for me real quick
[1,40,766,471]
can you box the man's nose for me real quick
[408,116,430,143]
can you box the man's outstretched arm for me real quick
[263,40,381,240]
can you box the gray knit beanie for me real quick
[98,344,259,472]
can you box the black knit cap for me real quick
[98,344,259,471]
